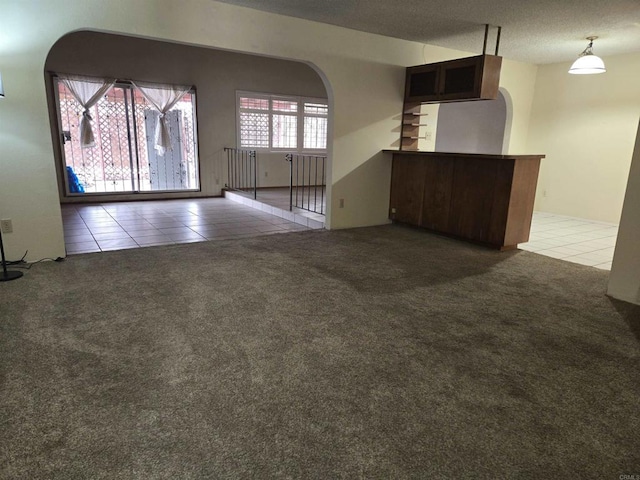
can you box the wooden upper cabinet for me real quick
[406,64,439,100]
[404,54,502,103]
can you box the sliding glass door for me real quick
[56,80,199,195]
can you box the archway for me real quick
[45,30,331,253]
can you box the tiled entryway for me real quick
[520,212,618,270]
[62,197,314,255]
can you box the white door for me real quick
[144,110,188,191]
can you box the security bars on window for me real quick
[237,92,328,152]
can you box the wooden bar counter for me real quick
[384,150,545,250]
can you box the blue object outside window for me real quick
[66,166,85,193]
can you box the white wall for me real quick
[435,92,507,154]
[498,59,539,155]
[608,120,640,304]
[417,103,439,152]
[0,0,539,260]
[527,52,640,223]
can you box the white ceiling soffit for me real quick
[214,0,640,65]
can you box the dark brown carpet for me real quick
[1,225,639,479]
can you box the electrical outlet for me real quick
[339,199,345,208]
[1,219,13,234]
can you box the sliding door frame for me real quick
[52,76,201,200]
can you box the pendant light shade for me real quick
[569,37,606,75]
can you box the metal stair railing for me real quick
[224,147,257,199]
[285,153,326,215]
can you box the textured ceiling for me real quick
[215,0,640,65]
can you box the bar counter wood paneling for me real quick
[384,150,545,250]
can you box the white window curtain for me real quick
[58,74,115,148]
[132,81,192,155]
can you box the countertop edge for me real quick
[382,150,546,160]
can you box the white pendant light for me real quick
[569,36,606,75]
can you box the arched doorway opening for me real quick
[45,30,331,253]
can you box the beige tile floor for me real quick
[520,212,618,270]
[62,197,311,255]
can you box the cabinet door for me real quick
[448,158,498,242]
[405,64,440,103]
[421,157,454,231]
[390,156,426,225]
[438,57,482,101]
